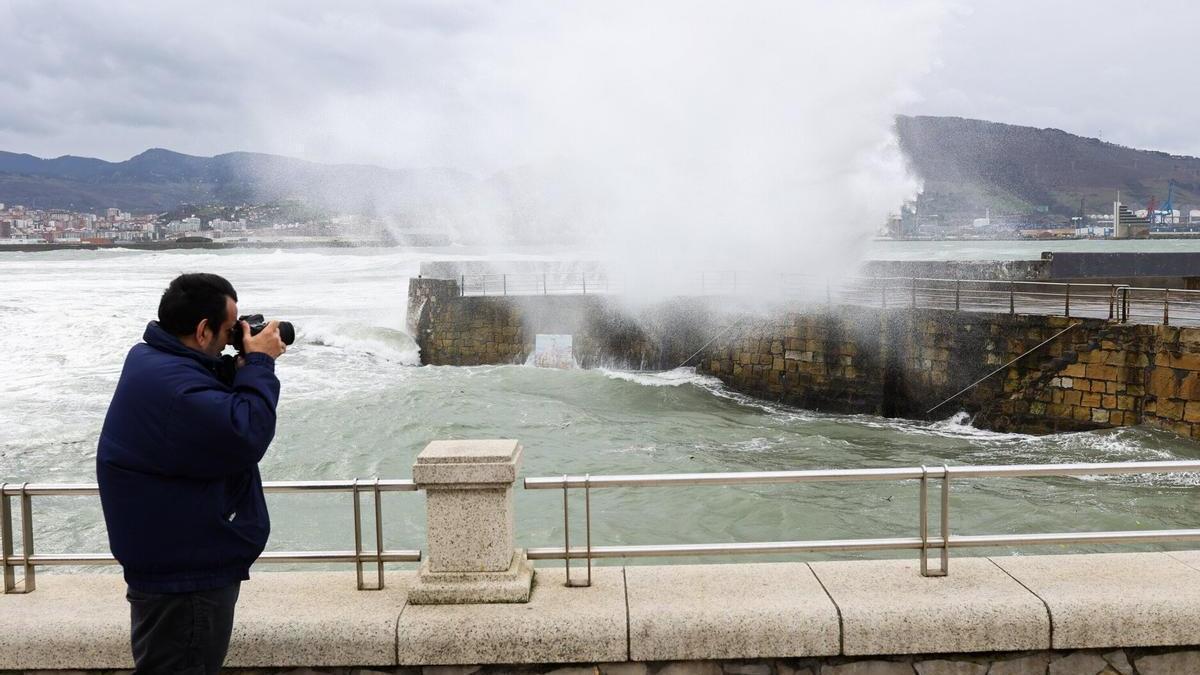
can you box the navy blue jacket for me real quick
[97,322,280,592]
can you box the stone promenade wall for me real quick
[9,552,1200,674]
[11,647,1200,674]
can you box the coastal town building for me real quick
[0,204,159,245]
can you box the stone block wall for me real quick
[700,312,889,415]
[979,324,1200,438]
[697,308,1200,439]
[1140,327,1200,437]
[410,279,716,369]
[696,309,1112,429]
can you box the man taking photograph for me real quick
[97,272,287,674]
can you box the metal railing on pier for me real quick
[459,272,617,297]
[0,479,421,594]
[790,276,1125,322]
[10,460,1200,593]
[524,460,1200,586]
[455,271,1200,327]
[1117,286,1200,327]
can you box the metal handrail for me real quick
[854,276,1120,288]
[1117,286,1200,326]
[0,479,421,594]
[797,276,1126,321]
[455,272,1200,327]
[524,459,1200,585]
[524,460,1200,487]
[459,272,614,297]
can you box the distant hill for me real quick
[0,148,473,214]
[3,117,1198,224]
[895,115,1200,223]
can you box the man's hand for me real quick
[241,320,287,359]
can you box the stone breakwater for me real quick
[409,279,1200,440]
[408,279,709,370]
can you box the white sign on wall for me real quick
[532,334,575,369]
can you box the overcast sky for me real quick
[905,1,1200,157]
[4,1,1198,167]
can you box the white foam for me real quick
[302,320,421,365]
[523,351,579,369]
[923,412,1035,441]
[598,367,723,388]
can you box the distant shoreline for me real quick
[0,238,439,253]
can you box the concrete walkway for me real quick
[4,552,1200,670]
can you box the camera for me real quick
[231,314,296,353]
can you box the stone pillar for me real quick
[407,439,534,604]
[406,277,458,336]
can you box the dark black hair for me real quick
[157,273,238,337]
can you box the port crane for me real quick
[1152,180,1176,224]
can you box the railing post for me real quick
[408,440,532,604]
[372,480,384,588]
[955,279,961,311]
[350,479,385,591]
[1,483,12,593]
[19,484,34,592]
[1164,288,1170,325]
[1009,281,1015,315]
[543,272,548,296]
[1065,283,1071,318]
[919,467,949,577]
[940,465,950,575]
[1108,285,1115,320]
[582,273,587,295]
[562,474,593,588]
[459,274,464,297]
[1,483,34,594]
[503,274,507,296]
[919,469,929,575]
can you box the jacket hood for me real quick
[143,321,220,368]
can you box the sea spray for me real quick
[245,2,952,299]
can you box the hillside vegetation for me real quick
[896,115,1200,222]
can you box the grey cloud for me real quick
[3,0,1197,165]
[2,0,486,160]
[904,0,1200,156]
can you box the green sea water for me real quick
[3,245,1198,572]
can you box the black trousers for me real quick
[127,582,240,674]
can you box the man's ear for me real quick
[194,318,211,346]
